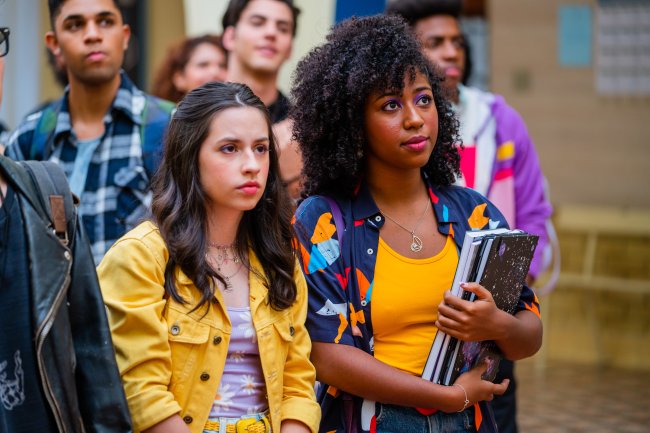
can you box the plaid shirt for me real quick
[293,174,541,433]
[6,72,173,264]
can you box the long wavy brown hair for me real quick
[151,81,298,312]
[151,34,225,103]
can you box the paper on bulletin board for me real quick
[558,5,593,67]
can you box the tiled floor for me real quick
[516,358,650,433]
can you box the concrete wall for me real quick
[490,0,650,370]
[490,0,650,209]
[1,0,43,128]
[147,0,187,91]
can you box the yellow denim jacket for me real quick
[98,221,320,433]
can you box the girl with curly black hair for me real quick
[291,15,542,433]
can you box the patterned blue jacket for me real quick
[293,174,541,433]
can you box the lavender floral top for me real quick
[209,307,268,418]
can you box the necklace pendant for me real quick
[410,234,423,252]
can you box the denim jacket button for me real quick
[375,215,382,222]
[200,372,210,381]
[183,415,193,424]
[361,300,368,307]
[289,326,295,336]
[367,248,374,255]
[213,335,222,345]
[170,324,180,335]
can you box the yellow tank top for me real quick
[372,235,458,376]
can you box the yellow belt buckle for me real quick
[235,417,258,433]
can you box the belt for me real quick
[204,411,271,433]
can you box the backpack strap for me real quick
[323,196,345,251]
[18,160,75,247]
[29,100,62,161]
[141,97,175,179]
[322,196,367,432]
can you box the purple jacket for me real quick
[480,93,553,278]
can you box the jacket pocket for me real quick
[273,316,295,343]
[256,313,294,387]
[166,309,211,392]
[113,165,152,230]
[268,314,295,366]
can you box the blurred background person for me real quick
[151,33,227,104]
[221,0,303,200]
[5,0,174,264]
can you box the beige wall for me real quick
[277,0,335,94]
[146,0,187,92]
[490,0,650,209]
[39,0,60,104]
[490,1,650,370]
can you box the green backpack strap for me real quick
[18,160,75,247]
[29,100,63,161]
[28,96,173,180]
[141,97,175,179]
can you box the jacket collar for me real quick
[350,171,460,236]
[173,248,270,306]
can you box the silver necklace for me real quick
[207,242,239,266]
[206,243,241,290]
[218,263,243,290]
[380,200,431,252]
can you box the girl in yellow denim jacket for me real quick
[98,82,320,433]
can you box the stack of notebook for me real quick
[421,228,539,385]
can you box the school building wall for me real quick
[490,0,650,371]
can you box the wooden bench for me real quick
[554,205,650,295]
[534,204,650,368]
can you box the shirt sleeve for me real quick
[97,233,182,431]
[279,265,322,433]
[293,196,358,347]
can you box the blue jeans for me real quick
[375,404,475,433]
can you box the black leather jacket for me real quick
[0,156,132,433]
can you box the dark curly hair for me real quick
[290,14,460,199]
[385,0,461,26]
[151,81,297,312]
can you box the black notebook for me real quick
[421,230,538,386]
